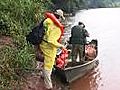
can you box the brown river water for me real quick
[65,8,120,90]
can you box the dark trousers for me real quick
[71,44,85,62]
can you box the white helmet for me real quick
[55,9,65,20]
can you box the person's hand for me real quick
[61,45,67,51]
[61,44,65,49]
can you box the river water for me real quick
[65,8,120,90]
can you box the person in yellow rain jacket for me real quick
[40,9,66,90]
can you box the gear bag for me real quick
[26,19,46,45]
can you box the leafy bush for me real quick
[0,0,52,89]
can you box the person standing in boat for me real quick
[69,22,89,63]
[38,9,66,90]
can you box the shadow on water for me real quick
[69,66,102,90]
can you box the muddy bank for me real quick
[0,35,14,48]
[20,71,70,90]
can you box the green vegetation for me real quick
[52,0,85,13]
[52,0,120,13]
[0,0,53,89]
[85,0,120,8]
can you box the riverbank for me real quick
[19,70,70,90]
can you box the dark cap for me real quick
[78,22,85,28]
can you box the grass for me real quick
[0,0,53,89]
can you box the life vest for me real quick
[56,49,68,69]
[44,12,64,42]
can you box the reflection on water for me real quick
[70,67,101,90]
[65,8,120,90]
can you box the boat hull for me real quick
[54,39,99,83]
[54,59,99,83]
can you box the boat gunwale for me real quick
[64,58,98,71]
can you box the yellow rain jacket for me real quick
[40,18,63,71]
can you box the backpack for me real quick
[26,19,46,45]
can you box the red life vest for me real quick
[56,49,68,69]
[44,12,64,42]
